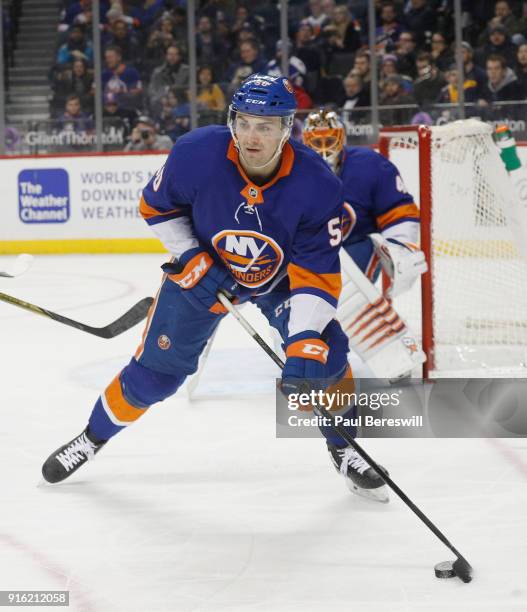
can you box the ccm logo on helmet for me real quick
[245,99,266,104]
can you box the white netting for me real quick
[382,119,527,376]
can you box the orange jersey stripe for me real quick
[104,374,147,423]
[139,195,183,221]
[376,203,419,230]
[288,262,342,301]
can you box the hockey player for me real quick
[303,109,427,380]
[42,75,388,502]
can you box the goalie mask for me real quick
[302,109,345,172]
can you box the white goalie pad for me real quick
[369,233,427,298]
[338,252,426,379]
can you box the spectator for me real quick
[56,25,93,66]
[229,4,265,44]
[475,25,517,67]
[413,52,446,107]
[462,42,486,96]
[515,43,527,97]
[144,15,177,73]
[375,2,403,54]
[350,50,371,87]
[477,0,523,44]
[61,0,109,27]
[479,54,523,103]
[429,32,453,72]
[148,45,189,112]
[103,92,138,137]
[395,31,418,78]
[379,75,415,124]
[380,54,413,92]
[128,0,165,31]
[226,39,267,93]
[320,4,362,59]
[102,18,141,64]
[265,40,307,86]
[102,46,143,108]
[52,58,94,115]
[56,94,93,132]
[196,65,226,111]
[199,0,237,24]
[294,21,323,76]
[124,115,173,151]
[437,65,479,103]
[304,0,330,37]
[403,0,436,45]
[342,73,371,109]
[196,15,228,75]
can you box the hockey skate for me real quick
[327,443,390,503]
[42,428,106,483]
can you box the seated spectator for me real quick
[60,0,109,28]
[462,42,486,96]
[128,0,166,31]
[478,54,523,104]
[294,21,323,75]
[52,58,94,115]
[225,40,267,94]
[228,4,265,46]
[148,45,189,113]
[394,31,418,79]
[56,25,93,66]
[342,73,370,109]
[144,14,177,73]
[379,75,415,124]
[196,15,228,75]
[320,4,362,60]
[429,32,453,72]
[103,92,138,137]
[375,2,403,54]
[124,115,173,151]
[475,25,517,68]
[304,0,330,38]
[55,94,93,132]
[196,65,226,111]
[412,52,446,107]
[102,46,143,109]
[349,50,371,86]
[380,54,413,93]
[265,39,307,86]
[102,17,141,64]
[402,0,436,45]
[477,0,524,44]
[437,65,479,103]
[515,43,527,97]
[199,0,237,24]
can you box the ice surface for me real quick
[1,255,526,611]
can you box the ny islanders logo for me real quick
[212,230,284,288]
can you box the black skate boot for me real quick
[327,443,389,503]
[42,428,107,483]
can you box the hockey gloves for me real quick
[162,248,239,314]
[281,330,329,397]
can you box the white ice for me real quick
[1,254,526,612]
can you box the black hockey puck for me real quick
[434,561,456,578]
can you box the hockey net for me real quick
[379,119,527,377]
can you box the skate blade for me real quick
[346,480,390,504]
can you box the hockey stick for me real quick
[0,291,153,339]
[216,291,473,583]
[0,254,34,278]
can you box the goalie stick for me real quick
[216,290,473,583]
[0,254,34,278]
[0,291,153,339]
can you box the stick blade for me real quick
[452,557,473,583]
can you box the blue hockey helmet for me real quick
[230,73,297,118]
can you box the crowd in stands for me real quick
[49,0,527,148]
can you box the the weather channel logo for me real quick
[18,169,70,223]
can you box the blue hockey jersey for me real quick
[339,146,419,245]
[139,125,344,336]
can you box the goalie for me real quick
[303,110,427,380]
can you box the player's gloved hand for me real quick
[280,330,329,397]
[162,248,240,314]
[370,233,427,298]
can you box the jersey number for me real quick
[328,217,342,246]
